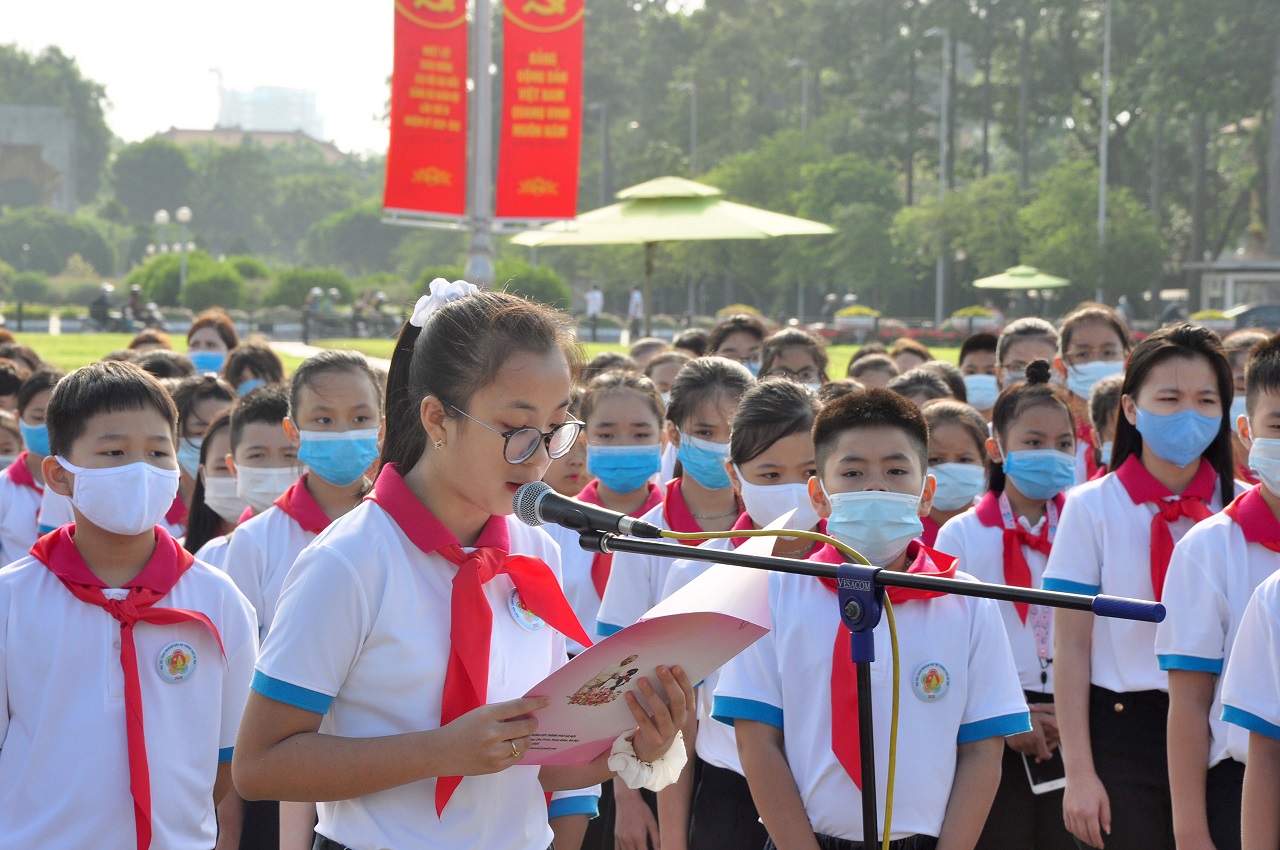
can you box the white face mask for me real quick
[57,457,180,537]
[821,480,925,566]
[733,466,820,535]
[1249,437,1280,494]
[203,475,249,525]
[236,466,302,513]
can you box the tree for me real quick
[264,268,354,308]
[0,45,112,203]
[271,173,362,260]
[111,139,195,224]
[190,144,276,254]
[418,260,571,309]
[302,202,407,275]
[0,208,115,275]
[184,265,247,312]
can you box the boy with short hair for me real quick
[714,389,1029,849]
[1157,331,1280,850]
[958,332,998,418]
[0,360,257,847]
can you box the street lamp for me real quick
[155,207,194,306]
[925,27,950,325]
[786,59,809,136]
[587,102,609,208]
[677,82,698,174]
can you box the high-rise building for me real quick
[217,86,324,141]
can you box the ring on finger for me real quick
[510,740,520,758]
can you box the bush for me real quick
[264,267,353,308]
[0,207,115,276]
[228,255,271,281]
[2,304,52,321]
[417,260,571,309]
[185,265,247,312]
[124,251,246,308]
[1190,309,1228,320]
[951,305,994,318]
[836,305,881,317]
[716,303,763,320]
[11,271,50,304]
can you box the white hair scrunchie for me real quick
[409,278,479,328]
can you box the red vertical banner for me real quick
[495,0,585,220]
[384,1,469,216]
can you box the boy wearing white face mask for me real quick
[1155,332,1280,850]
[659,380,822,850]
[715,388,1029,850]
[0,360,257,848]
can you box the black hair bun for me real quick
[1025,359,1052,385]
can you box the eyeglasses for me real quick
[764,366,821,383]
[449,405,584,464]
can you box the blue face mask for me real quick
[1231,396,1248,434]
[20,420,49,457]
[1002,449,1076,500]
[238,379,266,397]
[928,462,987,510]
[587,444,662,494]
[745,362,761,378]
[963,374,1000,410]
[189,350,226,374]
[297,428,380,487]
[677,433,732,490]
[177,438,202,478]
[1135,406,1222,468]
[1067,359,1125,400]
[822,482,924,566]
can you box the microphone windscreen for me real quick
[513,481,551,527]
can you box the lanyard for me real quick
[998,493,1056,680]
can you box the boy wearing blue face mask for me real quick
[959,332,999,421]
[715,388,1030,850]
[1155,332,1280,850]
[0,368,63,564]
[0,360,257,849]
[935,360,1077,850]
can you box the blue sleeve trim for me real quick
[596,621,623,638]
[251,670,334,715]
[1222,705,1280,741]
[711,696,783,730]
[1042,578,1100,596]
[957,711,1032,744]
[548,794,600,820]
[218,746,234,763]
[1157,653,1224,674]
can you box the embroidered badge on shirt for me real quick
[158,641,197,683]
[508,588,544,632]
[912,661,949,702]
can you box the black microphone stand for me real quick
[576,529,1164,849]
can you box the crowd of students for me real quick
[2,290,1280,850]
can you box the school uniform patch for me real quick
[509,589,544,631]
[158,641,197,683]
[912,661,949,702]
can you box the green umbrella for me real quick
[510,176,834,334]
[972,265,1070,290]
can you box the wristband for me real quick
[608,730,688,792]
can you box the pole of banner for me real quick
[465,0,497,288]
[577,530,1164,848]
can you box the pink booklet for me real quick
[520,533,775,765]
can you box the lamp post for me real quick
[588,102,609,208]
[1096,0,1112,303]
[464,0,496,288]
[155,207,194,306]
[677,82,698,174]
[786,59,809,136]
[925,27,950,325]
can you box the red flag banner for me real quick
[384,0,469,217]
[495,0,585,220]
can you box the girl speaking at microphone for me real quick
[234,283,693,850]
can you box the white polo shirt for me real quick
[596,478,703,636]
[224,474,329,638]
[1221,569,1280,744]
[1042,458,1232,693]
[36,486,73,536]
[194,534,231,572]
[935,492,1061,694]
[0,528,258,849]
[0,452,41,565]
[713,547,1030,841]
[1157,488,1280,765]
[254,466,573,850]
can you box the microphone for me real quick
[513,481,663,538]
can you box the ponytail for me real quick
[381,320,426,470]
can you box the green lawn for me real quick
[12,333,961,374]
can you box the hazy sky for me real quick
[10,1,395,155]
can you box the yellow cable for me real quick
[657,527,899,845]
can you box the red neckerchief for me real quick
[32,525,223,850]
[364,464,593,816]
[661,478,704,544]
[1223,486,1280,553]
[1237,461,1262,487]
[728,511,755,548]
[1077,421,1098,479]
[974,491,1063,623]
[164,495,188,528]
[237,505,254,525]
[577,480,663,598]
[1114,455,1216,601]
[1089,465,1109,481]
[5,450,41,494]
[272,473,331,535]
[920,514,940,547]
[813,540,957,789]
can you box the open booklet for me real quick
[519,530,779,765]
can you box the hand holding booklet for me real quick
[520,532,776,765]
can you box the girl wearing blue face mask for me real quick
[658,378,822,850]
[707,313,767,377]
[935,360,1078,850]
[595,356,751,850]
[923,401,990,546]
[1044,326,1240,850]
[171,374,235,536]
[0,368,62,562]
[1055,306,1131,484]
[186,308,240,375]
